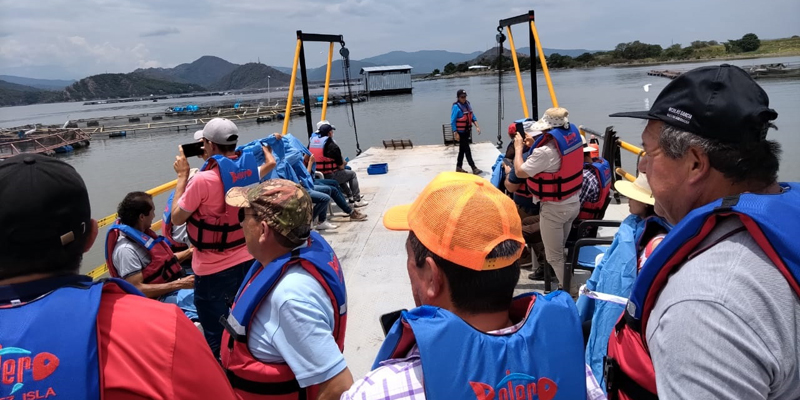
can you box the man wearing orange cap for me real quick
[342,172,586,400]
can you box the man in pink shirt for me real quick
[171,117,276,358]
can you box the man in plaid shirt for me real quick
[580,141,601,206]
[342,172,594,400]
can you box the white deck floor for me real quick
[319,143,629,377]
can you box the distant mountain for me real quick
[360,50,483,74]
[517,47,603,58]
[273,66,294,75]
[304,59,378,82]
[0,80,66,106]
[64,74,205,101]
[133,56,239,87]
[0,75,75,90]
[211,63,291,91]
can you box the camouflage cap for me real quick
[226,179,312,245]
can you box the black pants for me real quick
[456,130,475,169]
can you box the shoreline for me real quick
[413,52,800,82]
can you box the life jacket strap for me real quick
[188,217,245,251]
[225,370,306,397]
[141,256,183,284]
[604,357,659,400]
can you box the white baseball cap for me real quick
[193,130,204,141]
[201,118,239,145]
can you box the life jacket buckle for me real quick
[604,356,619,398]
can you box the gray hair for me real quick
[658,124,781,184]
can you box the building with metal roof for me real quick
[359,65,413,96]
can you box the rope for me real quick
[339,43,362,156]
[495,28,506,150]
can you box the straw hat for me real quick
[614,173,655,205]
[530,107,571,131]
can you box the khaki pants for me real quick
[539,200,580,292]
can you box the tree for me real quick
[456,62,469,73]
[547,53,575,69]
[443,62,456,74]
[575,52,595,64]
[739,33,761,52]
[613,41,663,60]
[432,68,440,75]
[662,44,683,59]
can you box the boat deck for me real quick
[320,142,629,376]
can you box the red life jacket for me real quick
[605,184,800,400]
[453,101,473,133]
[308,134,339,175]
[526,124,584,202]
[578,158,612,220]
[104,221,183,284]
[187,153,259,252]
[221,232,347,400]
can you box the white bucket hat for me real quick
[530,107,571,131]
[614,173,655,205]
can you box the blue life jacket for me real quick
[0,276,140,400]
[489,154,505,189]
[576,215,670,391]
[187,153,259,252]
[374,291,586,400]
[220,231,347,398]
[606,183,800,400]
[579,158,613,220]
[104,222,183,284]
[201,153,260,194]
[527,124,584,202]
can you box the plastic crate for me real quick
[367,163,389,175]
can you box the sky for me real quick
[1,0,798,80]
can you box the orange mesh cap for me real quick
[384,171,524,271]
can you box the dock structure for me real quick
[0,129,92,160]
[647,69,682,79]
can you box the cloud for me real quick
[0,32,10,38]
[140,27,180,38]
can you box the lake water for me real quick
[2,56,798,270]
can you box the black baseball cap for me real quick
[318,124,336,136]
[610,64,777,143]
[457,89,467,97]
[0,154,91,262]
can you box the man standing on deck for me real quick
[171,117,276,358]
[451,89,483,174]
[513,107,583,295]
[220,179,353,400]
[0,154,236,399]
[605,64,800,399]
[343,172,587,399]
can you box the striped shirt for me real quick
[341,321,605,399]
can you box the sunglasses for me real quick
[459,95,467,99]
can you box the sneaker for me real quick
[353,199,369,208]
[472,167,483,175]
[456,167,468,173]
[349,210,368,221]
[316,221,338,230]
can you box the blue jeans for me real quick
[193,259,252,358]
[316,179,353,214]
[308,188,331,223]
